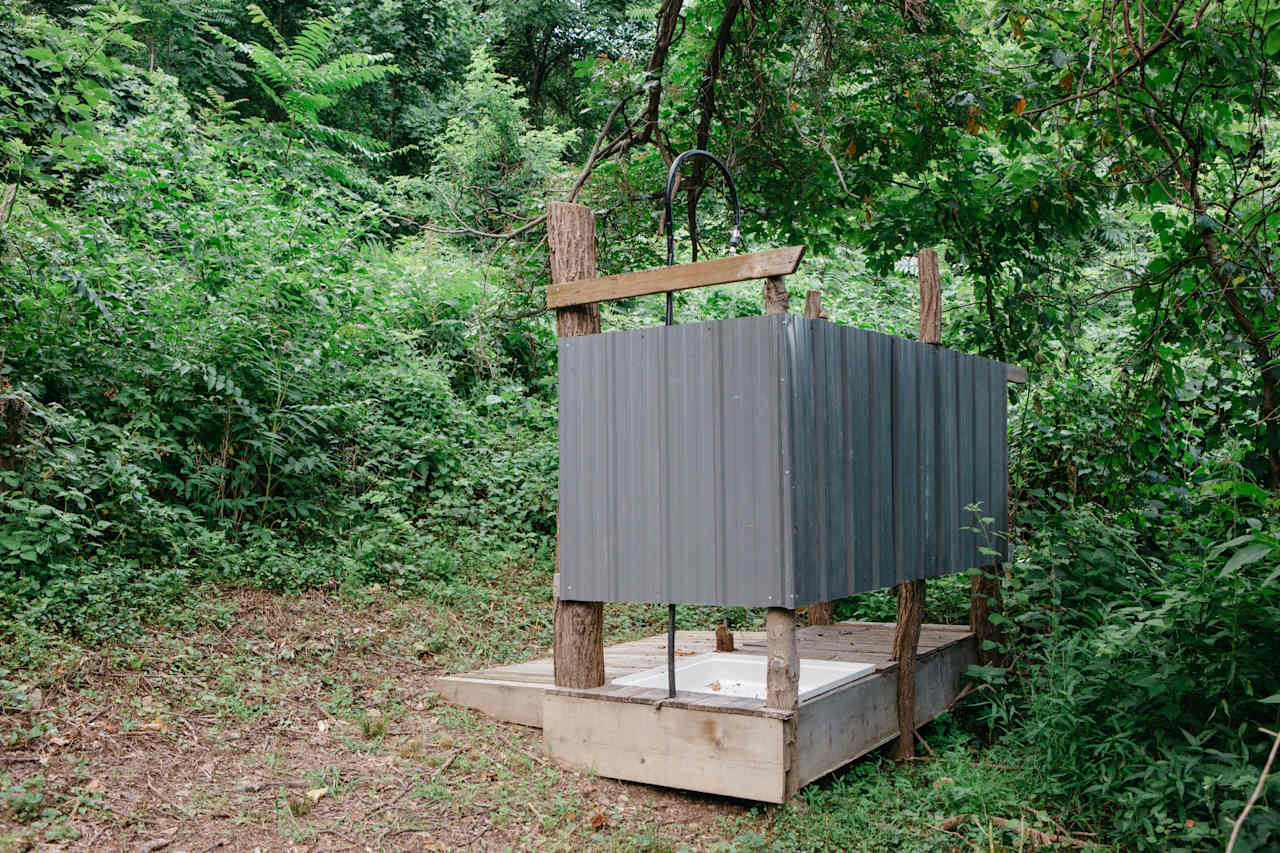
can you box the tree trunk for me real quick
[549,201,606,689]
[1264,367,1280,491]
[892,247,942,762]
[804,289,835,627]
[891,579,925,761]
[762,276,788,313]
[765,607,799,711]
[970,566,1004,666]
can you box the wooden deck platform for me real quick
[437,622,976,802]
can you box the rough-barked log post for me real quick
[803,289,827,320]
[549,201,605,689]
[970,566,1004,665]
[762,275,789,314]
[891,247,940,761]
[891,577,926,761]
[762,273,798,710]
[715,623,735,652]
[765,607,799,711]
[804,289,835,628]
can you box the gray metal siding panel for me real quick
[918,343,939,579]
[845,329,871,597]
[972,352,994,571]
[718,317,789,606]
[784,316,816,607]
[817,320,849,605]
[891,337,919,588]
[995,358,1010,559]
[954,352,976,571]
[866,331,895,592]
[557,315,1008,607]
[934,348,961,578]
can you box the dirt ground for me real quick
[0,588,762,852]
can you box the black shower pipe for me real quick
[660,149,744,698]
[662,149,743,325]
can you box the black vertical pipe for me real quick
[667,604,676,697]
[661,149,742,699]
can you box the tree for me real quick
[1009,0,1280,488]
[205,3,400,161]
[416,47,576,237]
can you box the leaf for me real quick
[1261,694,1280,705]
[1265,26,1280,57]
[1220,542,1273,577]
[23,47,57,64]
[305,787,328,803]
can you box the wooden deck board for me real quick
[435,622,969,726]
[436,621,977,801]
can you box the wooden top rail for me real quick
[546,246,806,309]
[543,238,1025,384]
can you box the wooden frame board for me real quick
[541,633,976,802]
[438,623,978,802]
[545,247,806,309]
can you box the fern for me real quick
[203,6,403,161]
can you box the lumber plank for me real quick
[545,246,806,308]
[433,677,545,727]
[543,692,790,802]
[789,635,977,796]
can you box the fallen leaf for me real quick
[305,787,328,803]
[589,812,608,829]
[85,778,106,794]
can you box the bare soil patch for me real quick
[1,587,758,852]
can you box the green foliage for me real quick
[0,3,143,196]
[971,462,1280,848]
[406,47,575,235]
[2,1,1279,851]
[0,13,558,641]
[204,3,400,160]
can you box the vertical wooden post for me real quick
[762,273,799,711]
[917,248,941,342]
[970,566,1004,665]
[762,276,789,314]
[891,247,939,762]
[802,289,835,627]
[803,289,827,321]
[549,201,605,690]
[765,607,799,711]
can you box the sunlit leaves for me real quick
[204,5,400,161]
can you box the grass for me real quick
[0,556,1107,852]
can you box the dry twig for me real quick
[136,839,174,853]
[1227,727,1280,853]
[937,814,1095,848]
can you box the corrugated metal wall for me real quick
[558,315,1008,607]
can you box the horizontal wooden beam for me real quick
[1006,364,1028,384]
[546,246,806,309]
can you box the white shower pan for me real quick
[612,653,875,702]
